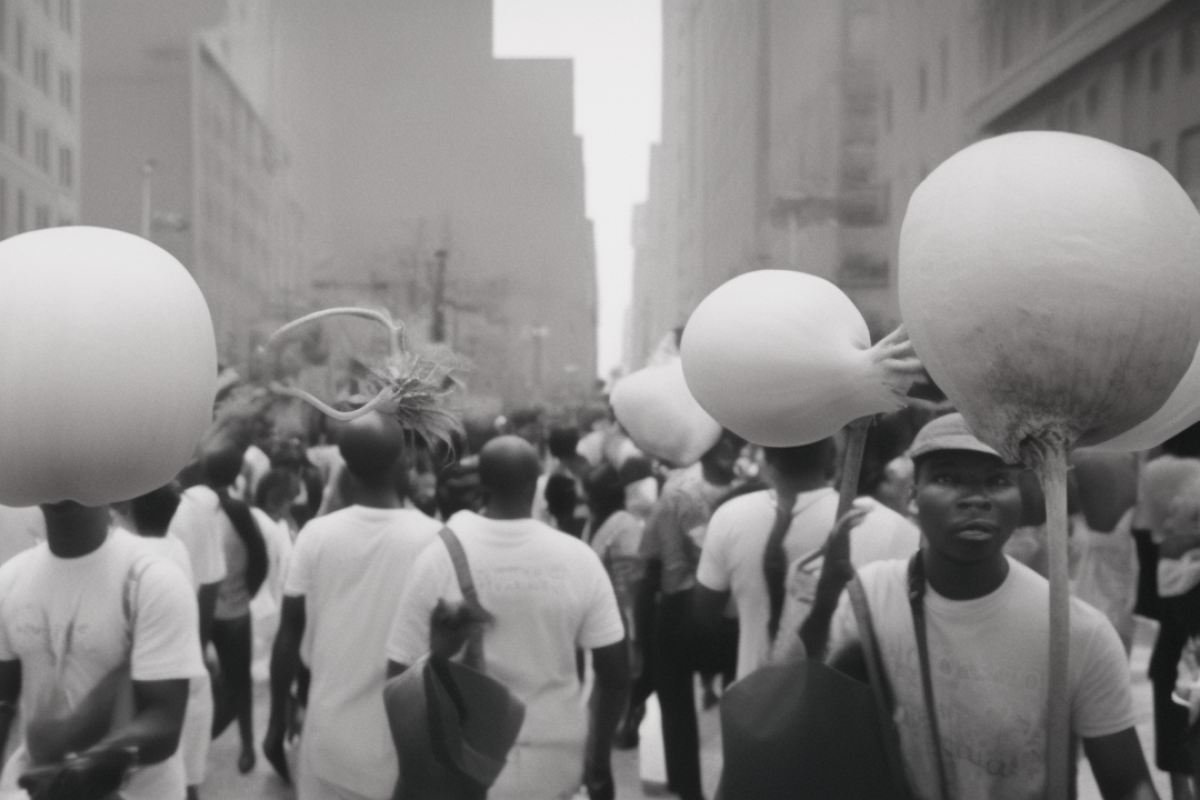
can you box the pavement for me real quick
[200,617,1172,800]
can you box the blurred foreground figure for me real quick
[0,502,205,800]
[387,435,629,800]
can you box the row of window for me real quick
[0,1,75,114]
[0,174,68,238]
[0,75,72,187]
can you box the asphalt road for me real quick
[201,618,1170,800]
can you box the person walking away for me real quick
[199,444,269,776]
[116,484,215,800]
[633,430,743,800]
[0,501,206,800]
[694,439,920,678]
[824,412,1157,800]
[265,410,442,800]
[387,435,629,800]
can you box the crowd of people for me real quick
[4,366,1200,800]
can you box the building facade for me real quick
[630,0,891,369]
[80,0,308,366]
[0,0,81,238]
[273,0,597,407]
[631,0,1200,370]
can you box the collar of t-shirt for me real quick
[920,556,1019,623]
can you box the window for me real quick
[32,46,47,93]
[57,144,70,187]
[1124,49,1140,92]
[14,15,23,74]
[1184,19,1197,74]
[34,204,47,230]
[940,37,950,100]
[0,177,8,237]
[15,107,24,157]
[33,126,47,171]
[57,68,70,111]
[918,62,928,111]
[1086,80,1103,118]
[1180,126,1200,207]
[1150,46,1164,91]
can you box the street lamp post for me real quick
[430,248,448,343]
[140,159,157,239]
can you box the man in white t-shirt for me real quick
[264,410,442,800]
[387,435,629,800]
[0,502,206,800]
[695,440,920,678]
[167,475,230,652]
[823,413,1155,800]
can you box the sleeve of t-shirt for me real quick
[824,588,861,662]
[130,558,206,682]
[168,490,227,586]
[696,504,734,592]
[0,558,23,661]
[577,551,626,650]
[386,543,459,666]
[283,523,318,598]
[1072,609,1138,739]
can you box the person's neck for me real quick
[41,502,111,558]
[921,549,1010,601]
[485,501,532,521]
[773,473,830,496]
[344,484,403,509]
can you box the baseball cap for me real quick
[907,412,1002,461]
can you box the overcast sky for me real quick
[493,0,662,378]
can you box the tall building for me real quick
[630,0,891,369]
[877,0,1200,301]
[0,0,81,237]
[272,0,597,407]
[80,0,308,366]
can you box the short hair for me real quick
[338,414,406,486]
[255,468,297,510]
[547,426,581,460]
[202,445,246,489]
[129,484,182,534]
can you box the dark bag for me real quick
[383,527,525,800]
[716,574,913,800]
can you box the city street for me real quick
[202,617,1171,800]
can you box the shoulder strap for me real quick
[908,552,950,800]
[847,573,910,798]
[437,526,485,669]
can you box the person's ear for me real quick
[907,482,919,518]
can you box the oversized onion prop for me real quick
[0,227,217,508]
[263,306,463,449]
[680,269,928,650]
[610,358,723,467]
[899,131,1200,796]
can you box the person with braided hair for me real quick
[694,439,919,679]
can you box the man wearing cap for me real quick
[387,435,629,800]
[823,412,1156,800]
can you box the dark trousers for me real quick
[655,589,705,800]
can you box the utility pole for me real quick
[430,248,448,343]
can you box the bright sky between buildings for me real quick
[493,0,662,380]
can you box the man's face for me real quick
[913,450,1024,565]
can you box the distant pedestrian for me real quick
[388,435,629,800]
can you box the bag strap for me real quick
[847,573,910,798]
[438,526,486,670]
[907,552,950,800]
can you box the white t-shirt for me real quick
[166,485,228,587]
[387,510,626,799]
[0,528,206,800]
[697,488,920,678]
[828,557,1136,800]
[0,506,44,568]
[283,505,441,798]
